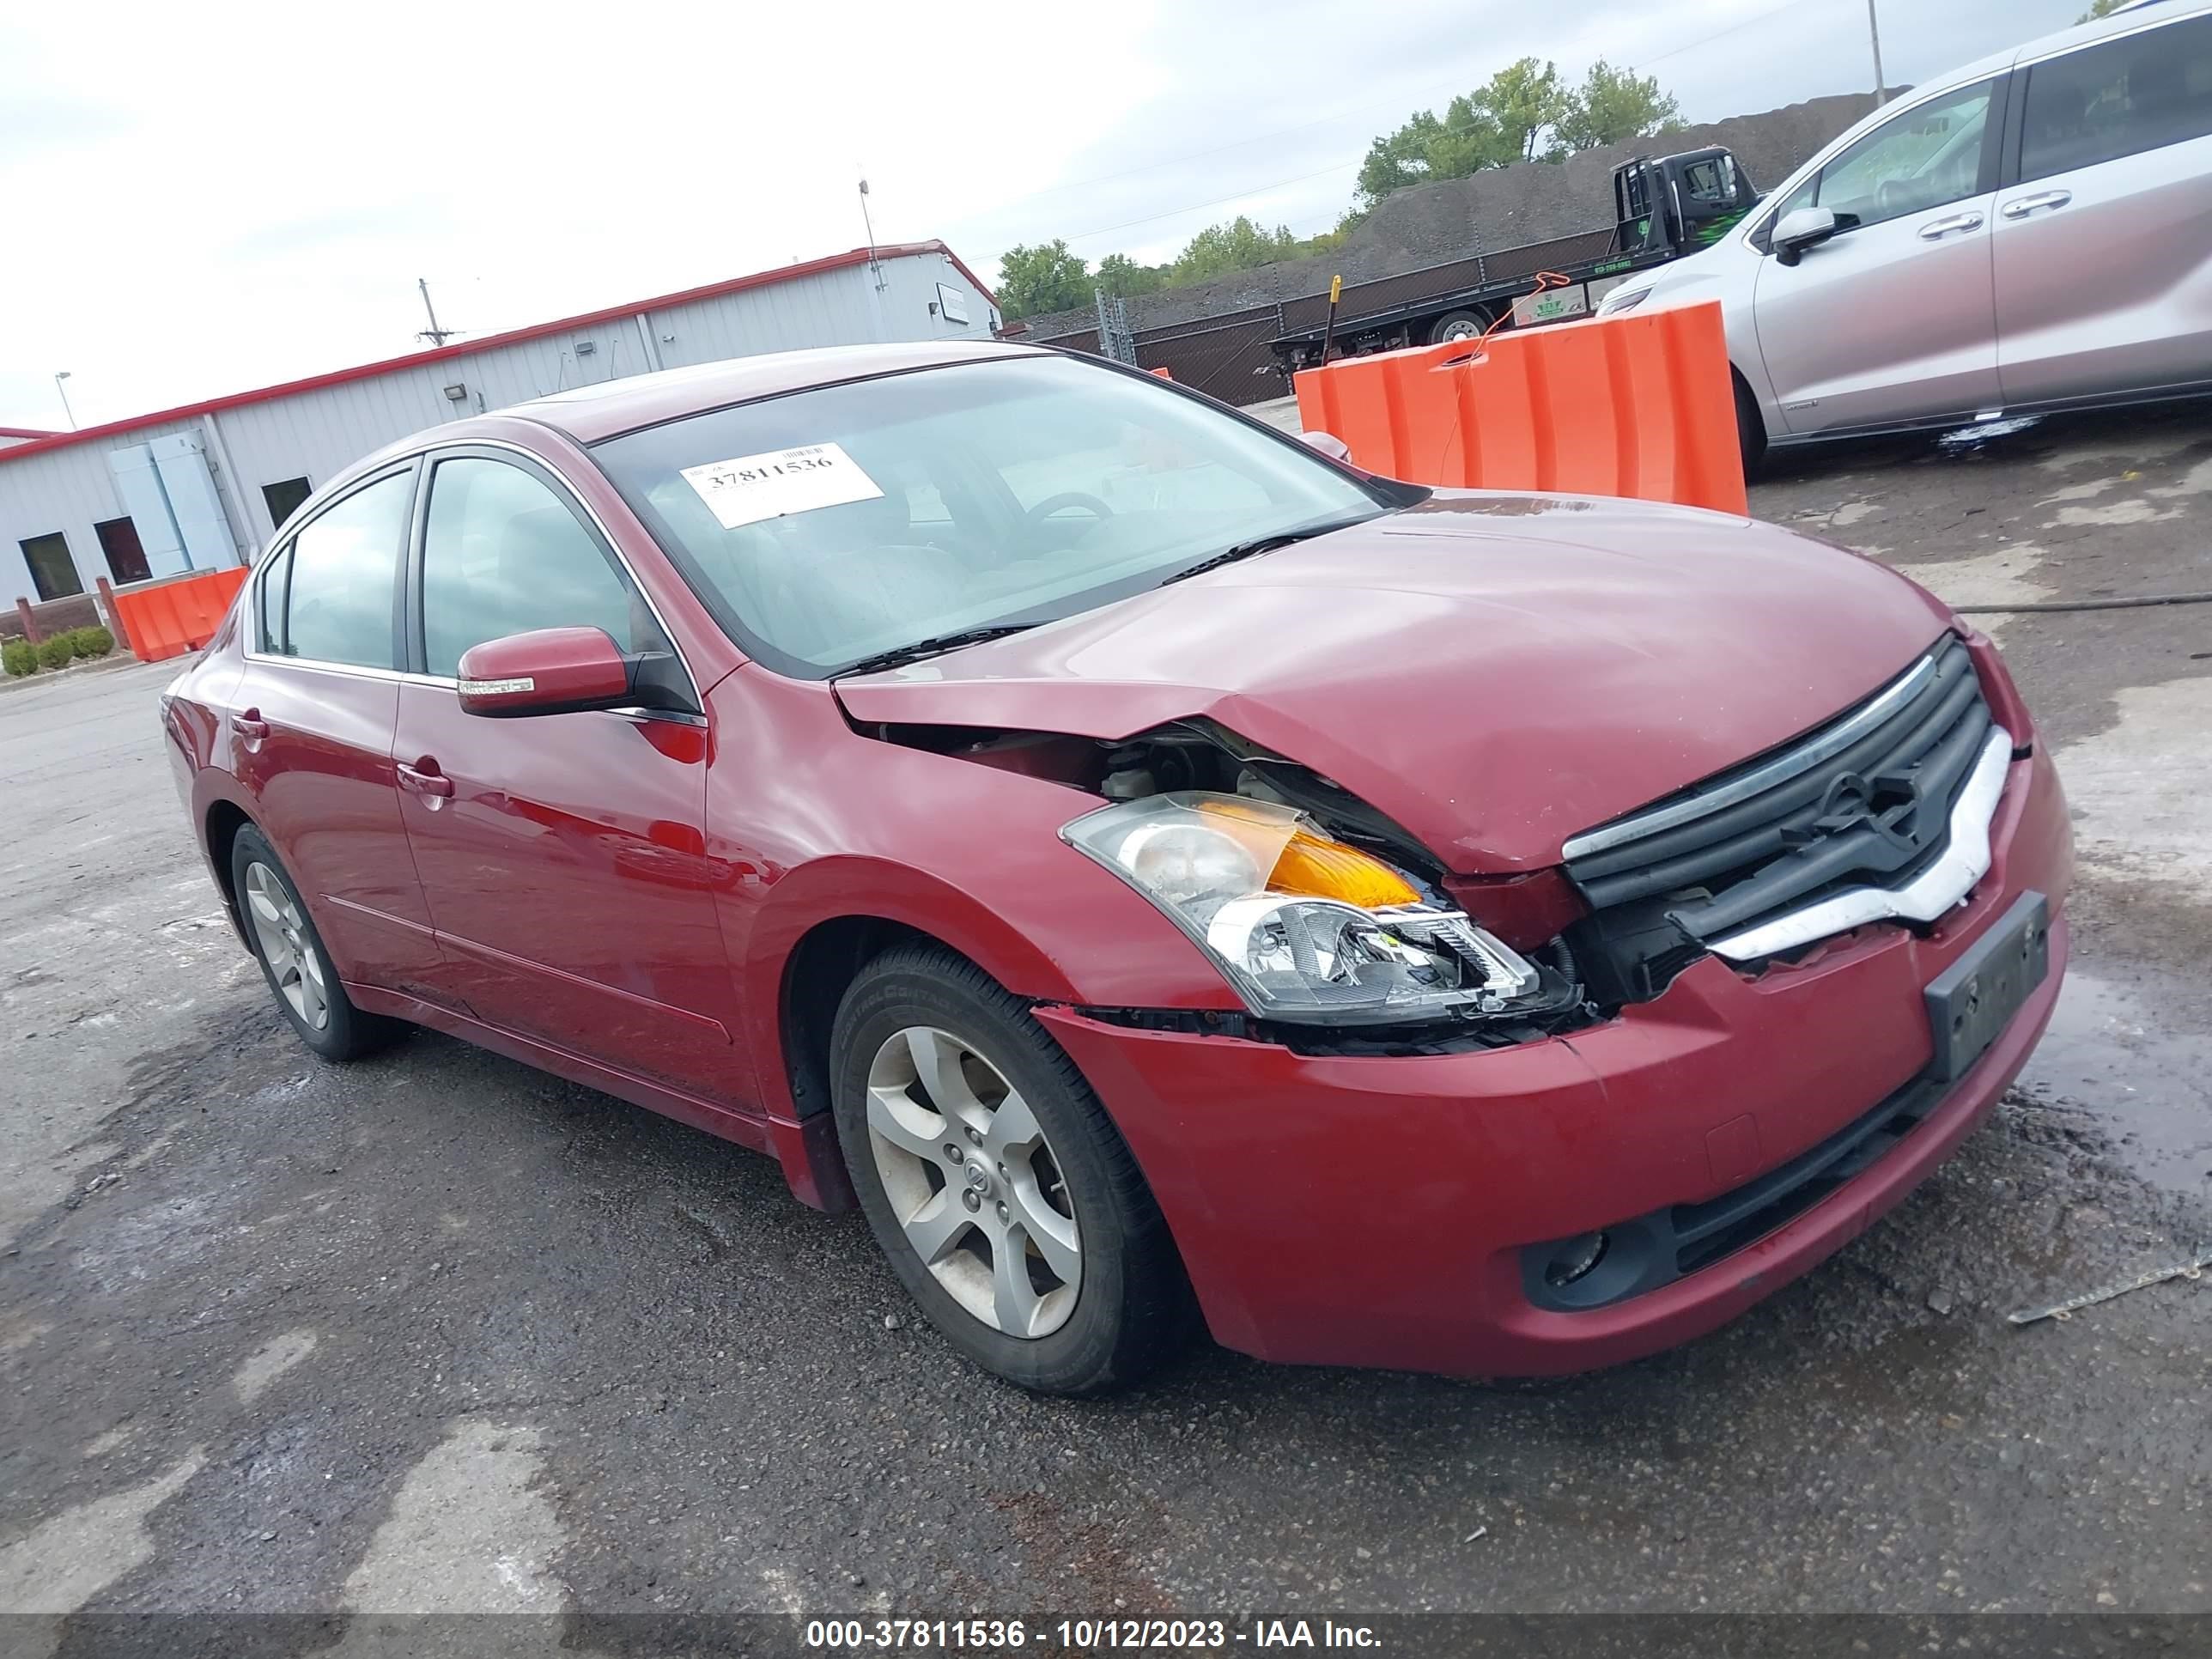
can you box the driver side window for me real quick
[419,456,665,678]
[1776,80,1996,234]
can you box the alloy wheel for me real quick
[243,862,330,1032]
[864,1025,1082,1338]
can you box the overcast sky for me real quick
[1,0,2084,430]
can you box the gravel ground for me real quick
[1,404,2207,1644]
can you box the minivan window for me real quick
[2021,15,2212,180]
[420,457,660,678]
[590,355,1387,678]
[1772,80,1996,234]
[280,471,410,669]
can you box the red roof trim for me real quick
[0,240,998,467]
[0,426,58,440]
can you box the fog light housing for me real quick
[1543,1231,1610,1287]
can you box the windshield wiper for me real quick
[834,624,1038,678]
[1161,514,1376,586]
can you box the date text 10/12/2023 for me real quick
[804,1620,1383,1650]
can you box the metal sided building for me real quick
[0,242,998,610]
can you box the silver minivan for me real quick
[1599,0,2212,465]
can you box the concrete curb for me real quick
[0,650,158,697]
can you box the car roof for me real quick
[299,339,1055,522]
[507,338,1046,445]
[1718,0,2212,255]
[1913,0,2212,97]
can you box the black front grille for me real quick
[1565,637,1993,953]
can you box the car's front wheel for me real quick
[229,824,401,1061]
[830,945,1191,1394]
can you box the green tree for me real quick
[1095,252,1170,299]
[1356,109,1448,204]
[1555,59,1682,152]
[1356,58,1569,206]
[1481,57,1569,163]
[2077,0,2125,17]
[996,240,1091,319]
[1170,216,1303,283]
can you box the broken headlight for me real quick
[1062,792,1547,1027]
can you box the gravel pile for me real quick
[1014,90,1892,341]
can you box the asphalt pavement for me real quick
[2,404,2208,1642]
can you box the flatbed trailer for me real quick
[1267,147,1759,375]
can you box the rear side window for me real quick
[2021,16,2212,181]
[1680,158,1731,204]
[280,471,411,669]
[418,457,662,678]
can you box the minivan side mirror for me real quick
[1772,206,1842,267]
[1297,429,1353,463]
[457,627,633,717]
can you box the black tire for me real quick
[1735,374,1769,478]
[228,825,402,1061]
[830,945,1192,1395]
[1428,308,1491,345]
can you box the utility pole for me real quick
[52,370,77,430]
[857,174,889,343]
[1868,0,1887,105]
[857,178,887,292]
[416,278,459,348]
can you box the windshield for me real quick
[588,354,1389,677]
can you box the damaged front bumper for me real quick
[1034,743,2073,1378]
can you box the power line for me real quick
[1060,160,1362,245]
[1029,0,1823,216]
[1632,0,1810,70]
[990,63,1550,215]
[1040,0,1833,256]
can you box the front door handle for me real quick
[1917,211,1987,240]
[2001,190,2073,220]
[397,760,455,799]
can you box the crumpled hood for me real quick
[833,492,1954,872]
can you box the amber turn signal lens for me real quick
[1267,828,1419,909]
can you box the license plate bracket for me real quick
[1923,891,2050,1083]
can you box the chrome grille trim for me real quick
[1705,727,2013,961]
[1562,647,1942,861]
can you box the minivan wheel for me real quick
[1734,374,1769,477]
[829,945,1191,1395]
[229,825,400,1061]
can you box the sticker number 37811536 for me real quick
[678,442,885,531]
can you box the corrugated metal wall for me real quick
[0,249,995,605]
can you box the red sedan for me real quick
[162,341,2070,1393]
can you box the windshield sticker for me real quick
[679,442,884,530]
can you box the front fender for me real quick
[733,842,1241,1123]
[705,665,1242,1131]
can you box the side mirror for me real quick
[1772,206,1841,267]
[457,627,633,717]
[1297,429,1353,463]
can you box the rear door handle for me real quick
[2001,190,2072,220]
[231,710,270,741]
[1917,211,1986,240]
[397,760,454,799]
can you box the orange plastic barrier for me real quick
[1292,299,1747,517]
[112,566,250,663]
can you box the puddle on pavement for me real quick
[2016,969,2212,1196]
[1936,415,2047,452]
